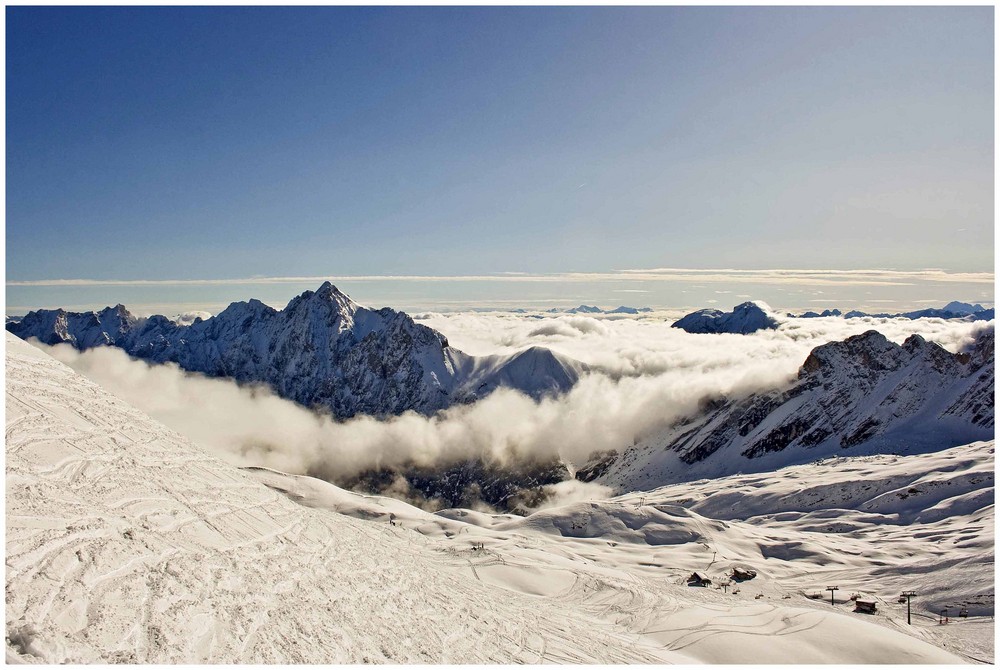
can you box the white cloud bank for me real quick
[415,311,990,378]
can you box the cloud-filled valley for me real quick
[34,310,991,510]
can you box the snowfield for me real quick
[5,333,992,663]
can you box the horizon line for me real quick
[7,268,995,288]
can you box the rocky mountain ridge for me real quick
[7,282,584,419]
[582,328,995,491]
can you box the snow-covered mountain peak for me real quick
[98,303,132,318]
[800,330,901,377]
[502,345,582,384]
[277,281,369,337]
[215,297,277,319]
[285,280,358,313]
[800,329,990,383]
[743,299,773,312]
[943,300,986,315]
[567,304,602,314]
[201,298,279,340]
[315,280,361,309]
[672,300,781,334]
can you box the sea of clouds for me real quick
[35,310,991,508]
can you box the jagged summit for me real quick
[672,301,781,334]
[11,304,138,348]
[801,330,901,375]
[7,283,584,419]
[287,281,361,314]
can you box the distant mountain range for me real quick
[670,300,995,335]
[581,328,994,491]
[546,305,653,315]
[792,302,994,321]
[6,282,585,419]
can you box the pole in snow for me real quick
[902,591,917,625]
[827,586,839,607]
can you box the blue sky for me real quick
[6,7,994,312]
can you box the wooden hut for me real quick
[687,572,712,587]
[854,598,878,614]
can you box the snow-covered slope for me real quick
[6,283,584,418]
[446,345,582,402]
[587,328,994,490]
[260,443,995,663]
[604,442,995,621]
[4,333,659,663]
[6,333,976,663]
[672,301,781,334]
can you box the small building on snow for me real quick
[687,572,712,587]
[854,598,878,614]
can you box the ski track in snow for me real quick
[5,333,990,664]
[4,335,680,664]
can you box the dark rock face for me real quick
[672,302,780,334]
[339,457,570,513]
[574,450,619,483]
[7,282,583,419]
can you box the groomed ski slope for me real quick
[5,333,983,663]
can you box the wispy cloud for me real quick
[7,268,994,288]
[614,268,995,285]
